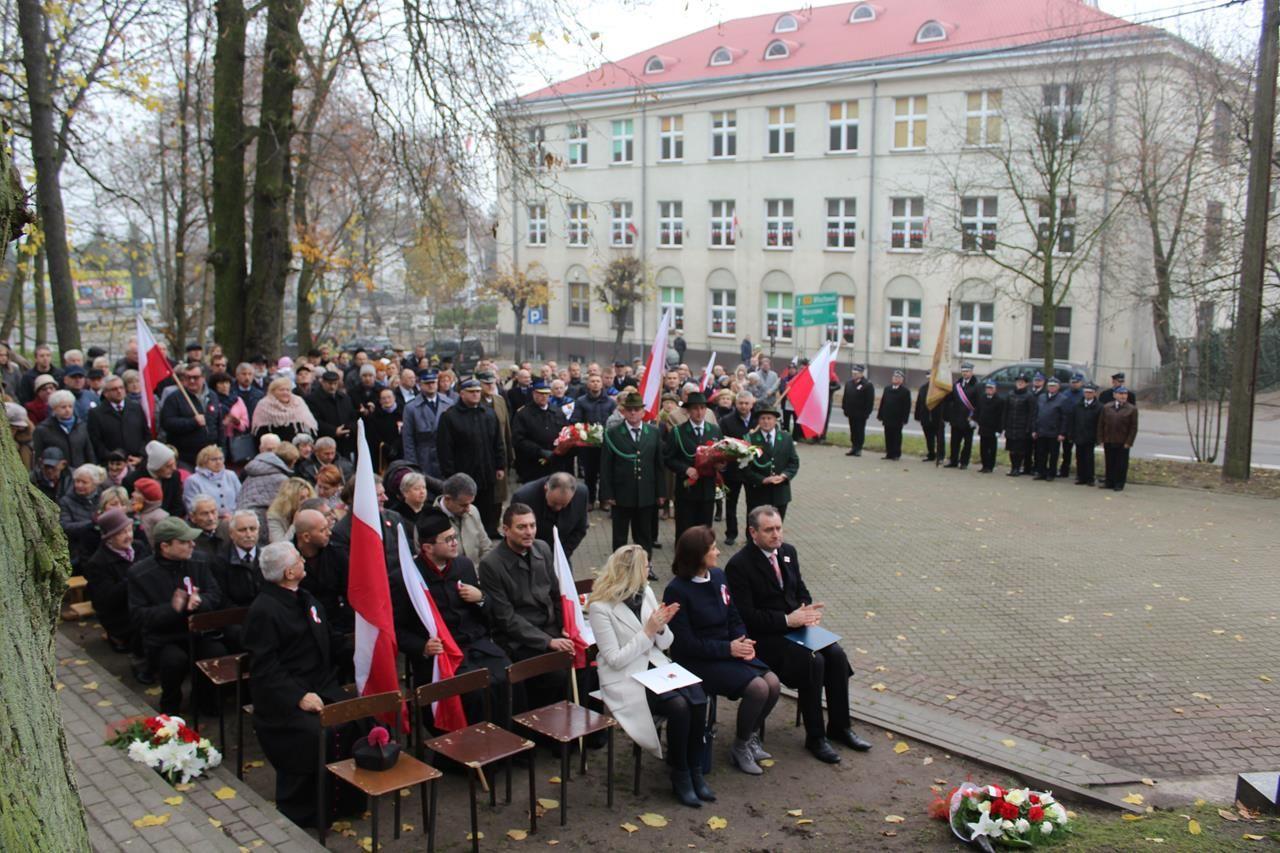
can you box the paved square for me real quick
[570,444,1280,779]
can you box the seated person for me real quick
[212,510,263,608]
[126,517,227,715]
[60,463,105,570]
[511,471,590,558]
[725,506,871,765]
[478,503,573,709]
[83,508,152,663]
[432,472,493,562]
[663,526,780,777]
[242,541,360,828]
[294,508,352,634]
[31,446,71,503]
[588,545,712,808]
[394,509,512,727]
[187,494,223,560]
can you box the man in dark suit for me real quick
[944,362,980,468]
[1098,371,1137,409]
[1069,383,1103,486]
[725,505,871,764]
[840,364,875,457]
[876,370,912,460]
[743,405,799,519]
[718,391,756,546]
[599,392,665,555]
[664,391,722,538]
[915,380,944,462]
[511,380,571,482]
[87,373,147,461]
[159,363,225,467]
[511,472,590,558]
[307,370,359,459]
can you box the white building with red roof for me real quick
[494,0,1233,389]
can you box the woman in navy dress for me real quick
[663,526,781,775]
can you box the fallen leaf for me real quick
[638,812,668,827]
[357,839,374,852]
[935,778,949,785]
[132,814,170,828]
[944,694,957,701]
[330,821,352,832]
[96,699,113,707]
[882,830,898,837]
[163,796,183,806]
[537,798,559,810]
[145,686,162,696]
[1218,809,1240,822]
[620,823,638,833]
[1191,692,1213,702]
[82,681,98,691]
[244,760,265,770]
[1001,739,1017,748]
[547,841,558,846]
[1212,629,1226,635]
[507,829,528,840]
[1141,778,1155,786]
[1172,707,1185,714]
[174,783,193,792]
[922,756,934,766]
[548,776,561,784]
[1259,676,1272,683]
[213,786,237,800]
[73,659,88,665]
[1057,615,1074,623]
[707,816,727,830]
[208,818,222,828]
[1122,793,1145,805]
[796,819,814,826]
[787,809,803,817]
[1123,814,1145,822]
[884,815,905,823]
[400,789,410,798]
[55,682,64,691]
[1243,833,1266,840]
[870,683,887,692]
[466,832,484,840]
[1144,838,1165,844]
[893,741,910,754]
[865,611,876,617]
[1188,820,1201,835]
[874,665,888,672]
[1194,799,1206,807]
[759,759,775,767]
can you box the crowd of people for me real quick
[0,333,1138,828]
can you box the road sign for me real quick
[795,293,838,327]
[527,307,546,325]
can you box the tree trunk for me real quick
[34,246,47,346]
[244,0,303,360]
[1039,292,1056,376]
[513,306,525,362]
[17,0,81,355]
[1149,226,1175,367]
[0,121,90,852]
[0,250,27,343]
[211,0,248,362]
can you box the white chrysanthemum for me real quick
[1004,789,1027,807]
[1048,803,1069,825]
[1014,818,1030,834]
[127,740,160,768]
[1040,821,1054,835]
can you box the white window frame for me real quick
[886,297,923,352]
[965,90,1002,147]
[825,198,857,250]
[893,96,927,151]
[1038,196,1077,255]
[767,106,796,156]
[1042,83,1082,143]
[567,202,589,247]
[526,203,547,246]
[710,47,732,66]
[915,21,946,43]
[826,295,856,345]
[659,115,684,162]
[764,199,795,249]
[527,125,545,169]
[956,300,995,357]
[567,122,588,167]
[960,196,998,253]
[828,101,859,153]
[708,289,737,337]
[644,56,664,74]
[763,292,795,343]
[774,14,798,32]
[661,286,685,332]
[610,201,634,247]
[658,201,684,247]
[890,196,925,251]
[710,111,737,159]
[709,200,736,248]
[765,40,790,60]
[611,119,633,164]
[568,280,590,326]
[849,4,875,22]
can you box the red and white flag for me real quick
[699,352,717,393]
[553,527,593,668]
[637,307,673,421]
[788,340,840,439]
[135,315,172,435]
[348,420,401,718]
[395,526,466,731]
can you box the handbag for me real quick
[228,433,257,464]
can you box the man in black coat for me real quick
[511,472,590,558]
[306,371,358,458]
[718,391,756,546]
[88,374,147,461]
[212,510,264,608]
[915,381,945,462]
[724,505,871,764]
[159,364,224,467]
[126,517,227,714]
[294,508,354,634]
[663,392,722,538]
[1069,383,1103,485]
[840,364,875,457]
[600,393,666,555]
[944,363,980,468]
[876,370,912,460]
[83,508,150,653]
[975,381,1006,473]
[436,378,506,532]
[511,380,571,482]
[1002,375,1036,476]
[569,373,615,505]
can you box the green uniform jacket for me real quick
[600,421,666,508]
[664,420,723,502]
[743,429,800,507]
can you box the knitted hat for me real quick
[134,477,162,502]
[145,440,176,473]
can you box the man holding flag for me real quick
[924,301,955,466]
[135,315,173,435]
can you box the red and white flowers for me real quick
[935,782,1071,847]
[107,714,223,784]
[553,423,603,455]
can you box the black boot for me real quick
[671,769,702,808]
[689,767,716,802]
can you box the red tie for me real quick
[768,552,782,588]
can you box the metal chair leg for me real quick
[560,744,569,827]
[633,743,642,796]
[371,793,380,853]
[427,779,438,853]
[216,691,226,752]
[505,757,513,804]
[394,784,401,839]
[469,772,479,853]
[235,681,245,780]
[606,728,615,808]
[528,749,537,833]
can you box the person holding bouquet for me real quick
[743,406,799,520]
[600,392,665,555]
[664,392,723,538]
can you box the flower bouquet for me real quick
[107,714,222,784]
[932,782,1071,848]
[553,423,604,456]
[685,437,763,487]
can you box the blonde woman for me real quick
[265,477,316,543]
[587,545,713,809]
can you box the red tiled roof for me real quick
[522,0,1138,102]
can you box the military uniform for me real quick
[664,414,722,538]
[945,368,980,468]
[743,426,800,519]
[600,418,666,555]
[840,368,875,456]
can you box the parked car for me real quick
[429,337,485,374]
[980,361,1087,393]
[341,336,395,359]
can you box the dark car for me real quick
[341,336,395,359]
[429,337,485,374]
[981,361,1086,394]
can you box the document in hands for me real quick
[785,625,842,651]
[632,662,703,694]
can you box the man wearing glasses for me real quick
[159,363,226,467]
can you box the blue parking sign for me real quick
[528,307,545,325]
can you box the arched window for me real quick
[774,14,798,33]
[850,4,875,22]
[915,21,946,43]
[644,55,665,74]
[764,40,790,60]
[709,47,733,66]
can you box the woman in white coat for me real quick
[587,545,714,808]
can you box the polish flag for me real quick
[788,341,840,439]
[699,352,717,393]
[637,308,673,421]
[395,526,466,731]
[553,527,593,668]
[135,315,172,435]
[348,420,401,720]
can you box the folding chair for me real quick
[417,670,537,853]
[317,691,441,852]
[187,607,250,747]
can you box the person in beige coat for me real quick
[434,473,494,563]
[587,545,714,808]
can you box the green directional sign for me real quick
[794,292,838,327]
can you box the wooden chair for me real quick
[417,670,537,853]
[187,607,250,746]
[317,691,441,852]
[62,575,93,621]
[508,652,617,827]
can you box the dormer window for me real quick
[764,40,790,60]
[709,47,733,66]
[644,56,665,74]
[850,4,875,22]
[774,14,798,33]
[915,21,947,43]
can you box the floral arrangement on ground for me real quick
[107,714,222,784]
[930,782,1072,847]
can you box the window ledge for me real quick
[890,147,926,153]
[763,246,795,252]
[708,332,736,339]
[887,248,924,254]
[885,347,922,354]
[567,244,590,249]
[656,244,685,250]
[610,242,635,249]
[763,153,795,158]
[657,159,684,164]
[825,149,859,156]
[708,156,737,162]
[610,161,633,167]
[824,247,857,253]
[707,245,737,250]
[961,143,1001,150]
[954,353,993,360]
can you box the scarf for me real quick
[57,414,77,433]
[250,390,318,433]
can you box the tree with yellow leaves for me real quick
[595,255,649,355]
[485,264,550,361]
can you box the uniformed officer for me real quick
[600,392,666,554]
[743,405,799,519]
[944,362,980,469]
[840,364,875,457]
[664,391,723,538]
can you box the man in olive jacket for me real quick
[1097,387,1139,491]
[664,392,722,538]
[600,392,665,555]
[743,405,800,519]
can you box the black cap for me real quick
[87,368,105,380]
[252,354,268,365]
[416,508,453,543]
[63,365,86,377]
[185,342,203,352]
[321,369,340,381]
[86,346,107,360]
[1112,372,1126,381]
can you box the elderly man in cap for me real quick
[914,377,944,463]
[840,364,875,457]
[944,362,980,469]
[401,368,454,478]
[512,379,570,482]
[306,369,358,458]
[62,364,98,420]
[975,379,1005,473]
[127,517,227,714]
[600,391,665,554]
[1031,377,1070,481]
[512,471,590,557]
[1098,386,1138,491]
[437,376,504,532]
[1098,372,1137,409]
[1003,374,1036,475]
[1058,372,1086,479]
[1069,383,1103,486]
[877,370,912,460]
[664,390,723,537]
[31,446,71,501]
[744,404,799,519]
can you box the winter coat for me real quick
[32,416,96,469]
[1032,392,1071,437]
[946,377,981,426]
[401,394,454,478]
[237,452,293,513]
[1097,401,1139,446]
[570,391,616,426]
[159,387,224,465]
[1003,388,1036,440]
[511,403,571,482]
[87,398,148,459]
[841,379,876,420]
[975,392,1006,434]
[184,466,243,516]
[306,388,359,457]
[1070,399,1103,446]
[877,384,912,427]
[437,401,504,489]
[59,488,100,568]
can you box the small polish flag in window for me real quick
[626,221,639,237]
